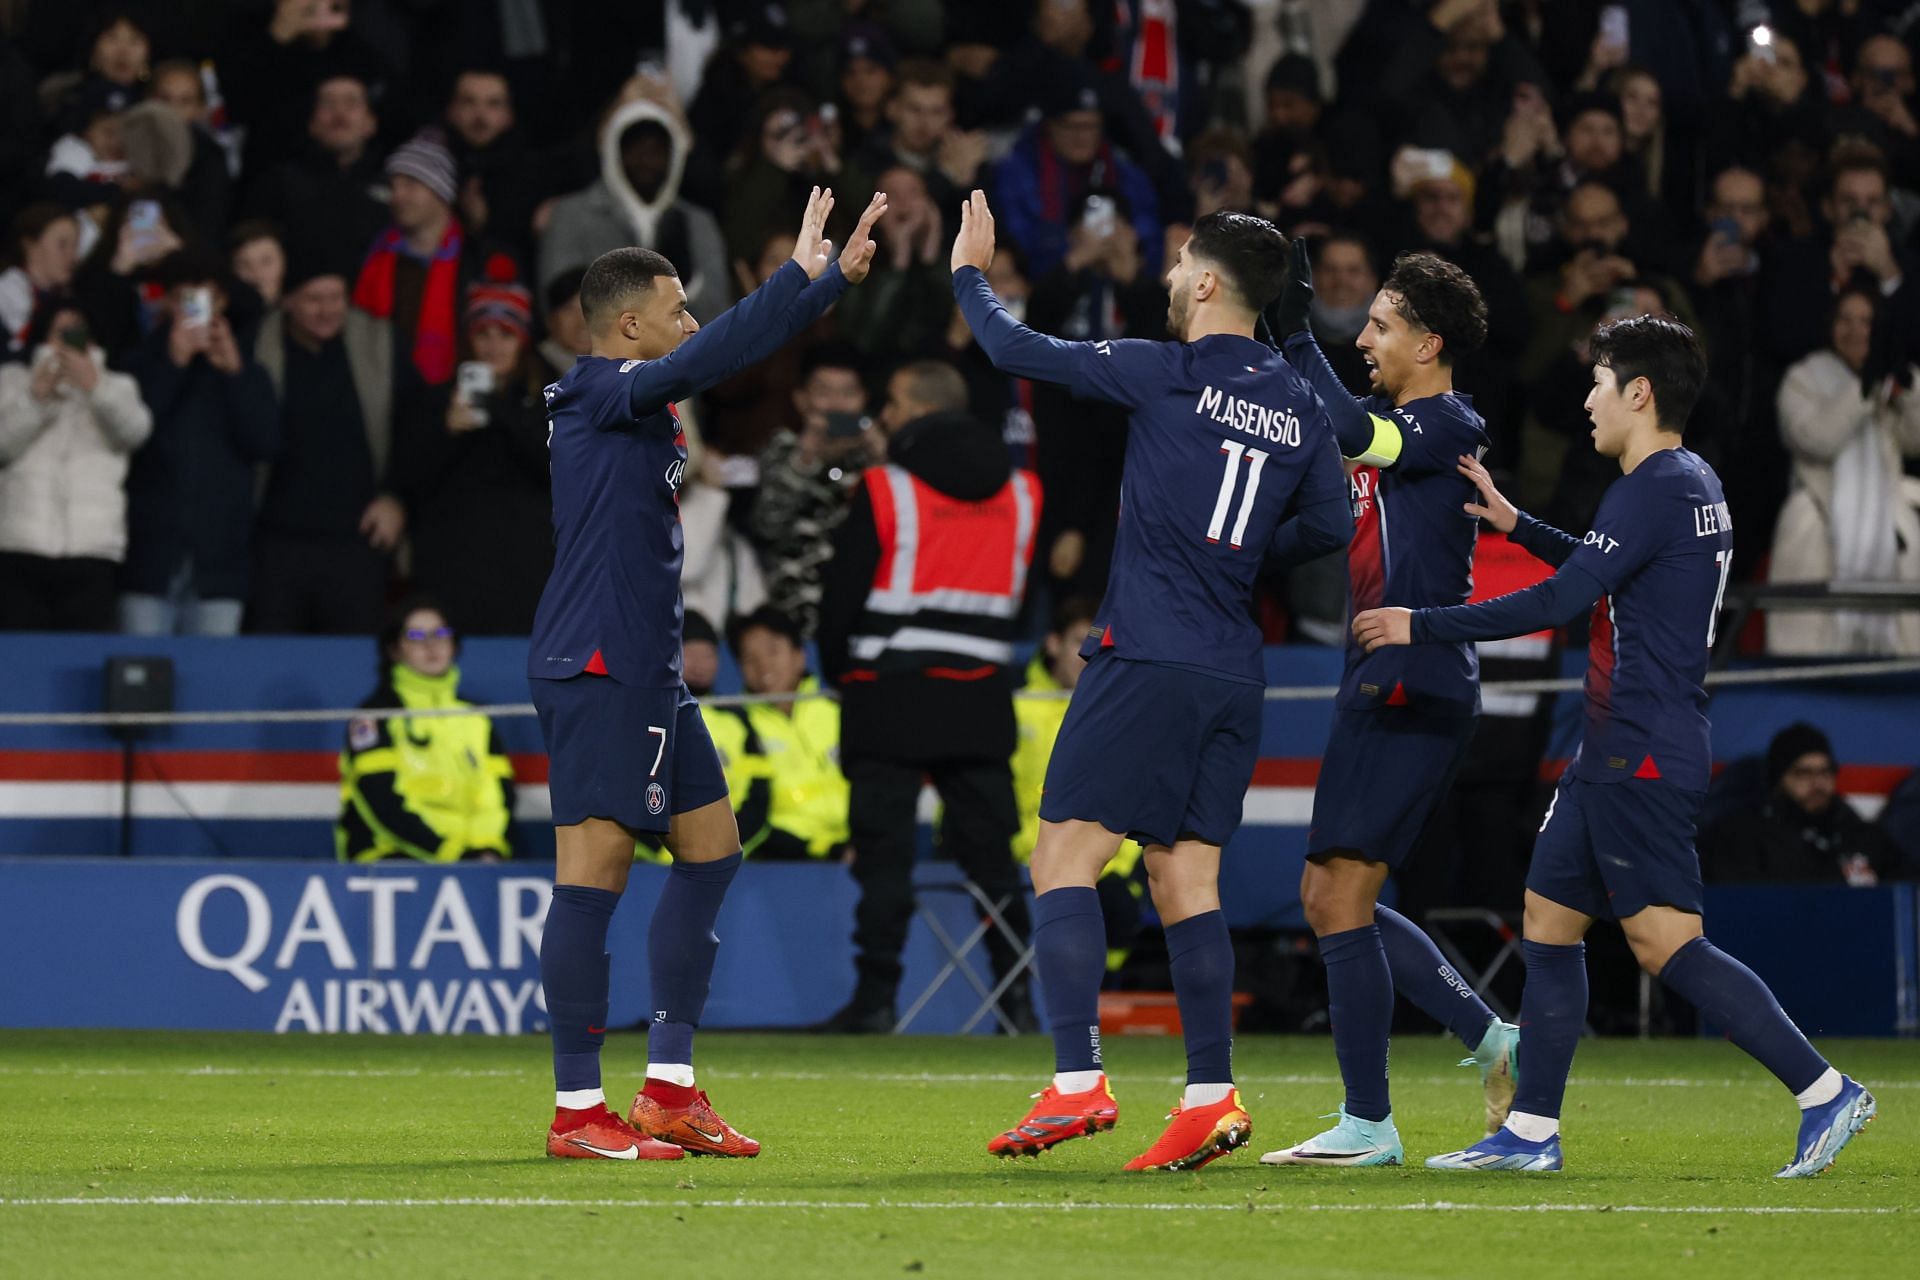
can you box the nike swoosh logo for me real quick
[569,1138,639,1160]
[687,1123,725,1143]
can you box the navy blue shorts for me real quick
[1039,653,1262,848]
[1308,705,1476,868]
[531,675,729,834]
[1527,775,1705,921]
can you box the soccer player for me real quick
[532,186,887,1161]
[950,191,1354,1171]
[1353,316,1876,1176]
[1258,243,1520,1168]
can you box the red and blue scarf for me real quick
[354,219,463,384]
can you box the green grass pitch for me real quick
[0,1030,1912,1279]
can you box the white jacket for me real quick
[0,347,152,561]
[1770,349,1920,654]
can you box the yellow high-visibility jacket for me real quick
[706,677,849,857]
[336,664,514,862]
[1011,655,1142,881]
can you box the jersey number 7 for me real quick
[1207,440,1268,549]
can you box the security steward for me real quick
[817,359,1041,1031]
[337,598,515,862]
[712,605,852,860]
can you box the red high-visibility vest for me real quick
[848,464,1041,669]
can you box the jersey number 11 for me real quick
[1207,440,1268,549]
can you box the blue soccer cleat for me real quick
[1463,1018,1520,1136]
[1260,1109,1403,1167]
[1425,1126,1563,1172]
[1776,1076,1876,1179]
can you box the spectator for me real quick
[937,241,1037,468]
[1011,595,1144,958]
[704,605,850,861]
[682,609,722,698]
[143,59,231,238]
[44,11,149,135]
[1026,191,1166,599]
[1376,0,1542,169]
[1762,143,1919,367]
[68,194,191,355]
[249,241,400,634]
[1702,724,1908,885]
[397,274,555,635]
[540,97,728,330]
[1709,30,1829,175]
[685,4,799,209]
[535,266,589,382]
[223,0,394,182]
[119,251,278,636]
[1253,54,1324,208]
[833,23,897,159]
[0,306,151,630]
[242,73,388,274]
[721,86,843,268]
[229,220,287,309]
[353,129,508,394]
[1305,232,1380,395]
[831,164,951,357]
[1833,35,1920,194]
[698,229,818,460]
[843,57,985,225]
[1,204,79,361]
[444,67,546,268]
[43,83,127,214]
[993,66,1162,280]
[1769,285,1920,656]
[336,596,515,863]
[816,359,1040,1033]
[1609,65,1677,205]
[751,343,878,636]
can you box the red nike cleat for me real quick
[546,1104,685,1161]
[987,1076,1119,1158]
[629,1089,761,1157]
[1122,1090,1252,1171]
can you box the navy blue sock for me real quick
[646,852,742,1066]
[541,884,620,1094]
[1375,904,1497,1050]
[1166,910,1235,1085]
[1033,887,1106,1074]
[1510,940,1587,1120]
[1660,936,1829,1094]
[1319,924,1393,1122]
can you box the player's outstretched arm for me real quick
[1353,561,1608,652]
[1458,452,1580,568]
[949,190,1150,404]
[629,187,868,413]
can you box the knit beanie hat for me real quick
[385,129,458,206]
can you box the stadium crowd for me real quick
[2,0,1919,648]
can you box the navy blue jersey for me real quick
[530,261,849,686]
[1283,332,1489,713]
[955,267,1349,683]
[1412,448,1732,792]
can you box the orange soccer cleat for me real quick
[987,1076,1120,1158]
[629,1088,762,1158]
[1122,1090,1251,1172]
[546,1104,686,1161]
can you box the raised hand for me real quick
[1351,606,1413,653]
[1264,235,1314,342]
[951,189,996,275]
[838,191,889,284]
[1456,452,1518,533]
[790,185,836,280]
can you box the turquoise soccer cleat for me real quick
[1776,1076,1876,1179]
[1260,1109,1403,1167]
[1463,1018,1520,1136]
[1425,1126,1563,1172]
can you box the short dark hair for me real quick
[579,246,676,326]
[378,593,459,673]
[1050,595,1100,636]
[798,340,864,383]
[728,605,805,654]
[1185,210,1290,311]
[895,57,954,93]
[1381,251,1487,363]
[1588,314,1706,431]
[895,359,968,413]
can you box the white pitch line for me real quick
[0,1196,1905,1217]
[0,1065,1913,1090]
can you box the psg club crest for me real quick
[646,782,666,815]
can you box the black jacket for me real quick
[819,410,1022,765]
[1703,793,1911,886]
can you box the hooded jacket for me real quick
[537,99,728,320]
[820,409,1034,763]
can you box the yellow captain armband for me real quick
[1346,412,1404,469]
